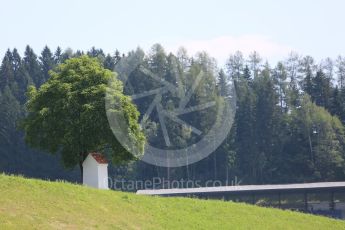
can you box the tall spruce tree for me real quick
[39,46,55,82]
[23,46,42,87]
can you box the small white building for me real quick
[82,152,109,189]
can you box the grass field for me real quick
[0,174,344,229]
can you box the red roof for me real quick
[90,153,108,164]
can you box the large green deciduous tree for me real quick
[21,56,145,180]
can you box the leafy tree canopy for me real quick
[21,56,145,175]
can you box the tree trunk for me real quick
[79,151,88,184]
[308,133,314,165]
[79,161,83,184]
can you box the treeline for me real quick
[227,52,345,184]
[0,46,121,181]
[1,44,345,187]
[116,46,345,186]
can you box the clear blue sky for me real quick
[1,0,344,65]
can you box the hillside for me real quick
[0,174,344,229]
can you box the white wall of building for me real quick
[82,154,108,189]
[98,164,108,189]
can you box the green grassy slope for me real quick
[0,174,344,230]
